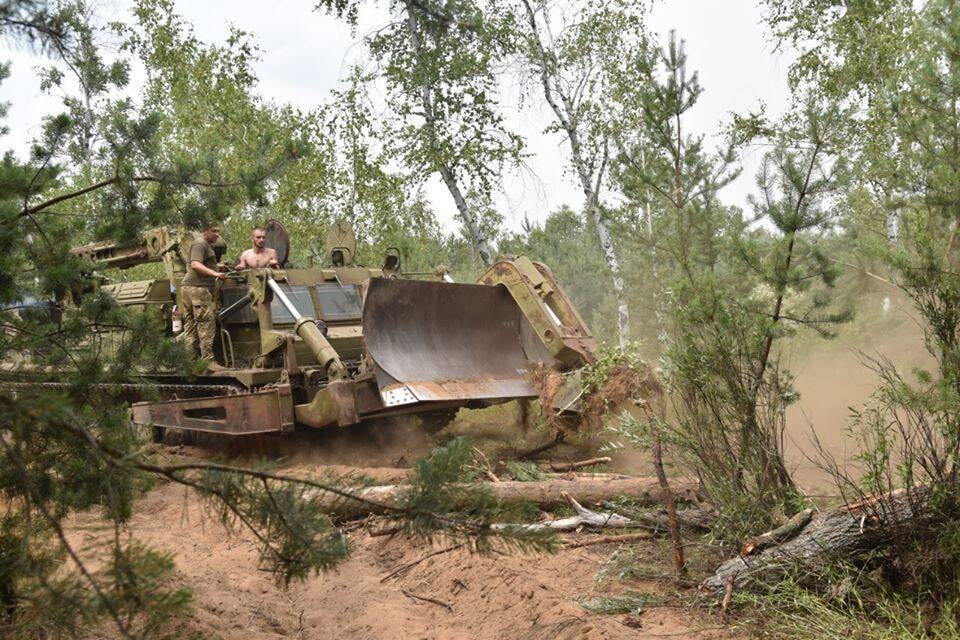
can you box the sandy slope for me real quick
[70,471,734,640]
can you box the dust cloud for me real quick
[784,292,934,492]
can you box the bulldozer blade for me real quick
[362,277,553,408]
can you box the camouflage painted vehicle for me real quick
[57,220,595,438]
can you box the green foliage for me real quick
[736,560,960,639]
[367,0,523,264]
[504,460,546,482]
[608,33,849,539]
[749,0,960,629]
[579,341,646,395]
[0,3,497,636]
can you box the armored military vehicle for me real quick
[62,220,595,439]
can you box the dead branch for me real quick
[472,447,500,482]
[601,503,716,533]
[563,532,653,548]
[491,491,633,532]
[547,456,612,472]
[401,589,454,612]
[741,508,814,556]
[381,543,465,583]
[721,575,735,615]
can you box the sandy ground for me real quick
[68,457,736,640]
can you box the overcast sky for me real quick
[0,1,793,234]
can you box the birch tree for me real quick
[368,0,523,266]
[517,0,648,344]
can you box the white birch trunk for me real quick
[521,0,630,345]
[585,183,631,345]
[404,3,496,266]
[437,163,495,266]
[886,208,900,244]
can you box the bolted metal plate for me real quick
[381,385,418,407]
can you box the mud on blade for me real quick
[362,278,554,407]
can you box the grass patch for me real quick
[734,562,960,639]
[575,590,657,615]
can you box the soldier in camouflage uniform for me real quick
[181,227,226,371]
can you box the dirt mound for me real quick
[70,465,733,639]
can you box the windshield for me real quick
[315,283,362,322]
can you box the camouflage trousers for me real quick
[181,286,217,361]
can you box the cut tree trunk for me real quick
[314,476,704,517]
[703,486,933,593]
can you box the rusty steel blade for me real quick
[362,278,546,403]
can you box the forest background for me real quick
[3,0,960,637]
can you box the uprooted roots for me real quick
[527,362,663,432]
[581,364,662,429]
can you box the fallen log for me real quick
[702,486,932,593]
[546,472,637,480]
[313,476,704,517]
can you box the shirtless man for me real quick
[236,227,280,269]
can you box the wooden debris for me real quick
[547,456,612,472]
[491,491,633,532]
[703,485,933,593]
[367,524,402,538]
[546,472,636,480]
[314,476,705,517]
[472,447,500,482]
[721,575,735,615]
[401,589,454,612]
[601,503,716,533]
[741,508,814,556]
[563,532,653,549]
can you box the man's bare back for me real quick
[236,227,280,269]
